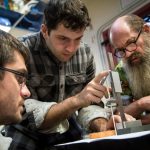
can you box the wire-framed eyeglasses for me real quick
[0,67,28,87]
[114,26,143,58]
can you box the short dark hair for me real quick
[43,0,91,33]
[0,29,29,67]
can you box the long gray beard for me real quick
[123,39,150,100]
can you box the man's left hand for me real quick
[89,118,108,132]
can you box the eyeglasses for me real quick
[114,27,143,58]
[0,67,28,87]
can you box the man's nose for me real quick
[125,50,134,58]
[66,41,77,52]
[20,85,31,99]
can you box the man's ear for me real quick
[143,23,150,33]
[41,24,48,38]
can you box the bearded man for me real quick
[109,14,150,125]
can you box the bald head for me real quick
[109,14,144,47]
[109,16,129,46]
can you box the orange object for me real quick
[89,130,116,139]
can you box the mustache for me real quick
[129,51,142,58]
[127,52,143,64]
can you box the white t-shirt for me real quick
[0,133,12,150]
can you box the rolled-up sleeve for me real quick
[0,133,12,150]
[24,99,69,133]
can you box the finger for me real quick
[108,87,112,92]
[90,96,102,104]
[95,85,109,99]
[125,114,136,121]
[88,80,107,93]
[93,70,110,83]
[113,115,122,123]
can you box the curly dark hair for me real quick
[43,0,91,33]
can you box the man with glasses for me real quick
[109,14,150,125]
[0,29,31,149]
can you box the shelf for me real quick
[0,1,46,32]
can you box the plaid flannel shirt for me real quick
[5,32,109,150]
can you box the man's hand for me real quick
[75,70,110,108]
[107,113,136,130]
[137,96,150,111]
[125,95,150,118]
[89,118,108,132]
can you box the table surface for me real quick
[56,130,150,150]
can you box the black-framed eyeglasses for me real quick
[114,26,143,58]
[0,67,28,87]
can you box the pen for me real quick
[100,75,108,85]
[100,71,111,98]
[100,70,111,85]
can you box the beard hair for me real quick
[123,37,150,100]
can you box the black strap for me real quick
[5,117,82,147]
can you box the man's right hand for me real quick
[75,70,110,108]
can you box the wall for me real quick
[82,0,121,74]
